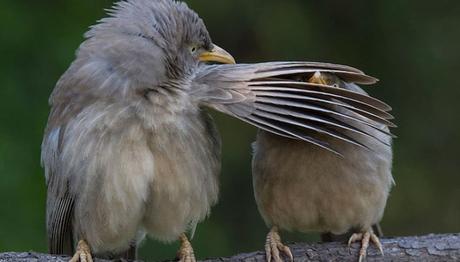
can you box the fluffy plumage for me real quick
[252,75,394,262]
[42,0,220,258]
[41,0,393,260]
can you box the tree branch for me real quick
[1,233,459,261]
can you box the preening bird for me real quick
[41,0,394,261]
[252,72,394,262]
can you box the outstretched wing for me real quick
[192,61,394,154]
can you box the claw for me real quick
[348,228,384,262]
[347,233,362,255]
[370,233,384,256]
[69,240,93,262]
[177,233,196,262]
[280,244,293,262]
[347,233,363,247]
[264,227,293,262]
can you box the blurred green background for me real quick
[1,0,459,261]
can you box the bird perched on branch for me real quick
[252,72,394,262]
[41,0,393,261]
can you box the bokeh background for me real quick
[1,0,459,260]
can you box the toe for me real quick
[265,227,292,262]
[69,251,80,262]
[86,252,93,262]
[70,240,93,262]
[270,242,282,262]
[177,234,196,262]
[370,233,384,256]
[349,229,385,261]
[358,232,371,262]
[348,233,363,247]
[265,243,272,262]
[280,244,293,262]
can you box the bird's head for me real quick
[65,0,235,100]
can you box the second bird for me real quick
[252,72,394,262]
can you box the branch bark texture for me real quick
[1,233,459,262]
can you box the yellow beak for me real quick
[199,44,236,64]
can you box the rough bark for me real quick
[1,233,459,262]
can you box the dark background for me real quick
[1,0,459,260]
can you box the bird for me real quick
[252,71,394,262]
[40,0,393,261]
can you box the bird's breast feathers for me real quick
[42,98,220,246]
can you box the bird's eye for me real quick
[333,84,339,88]
[189,45,199,55]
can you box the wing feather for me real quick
[46,184,75,255]
[244,115,342,155]
[193,61,394,153]
[254,91,393,123]
[253,110,371,150]
[249,81,392,112]
[254,103,392,146]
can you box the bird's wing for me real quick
[192,62,394,154]
[46,184,75,255]
[42,125,75,255]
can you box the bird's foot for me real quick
[265,227,293,262]
[69,240,93,262]
[348,228,383,262]
[177,233,196,262]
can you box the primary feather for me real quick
[192,62,394,153]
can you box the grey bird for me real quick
[41,0,393,261]
[252,72,394,262]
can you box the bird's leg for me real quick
[264,226,293,262]
[177,233,196,262]
[308,71,328,85]
[69,240,93,262]
[348,228,384,262]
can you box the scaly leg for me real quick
[69,240,93,262]
[177,233,196,262]
[348,228,383,262]
[264,227,293,262]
